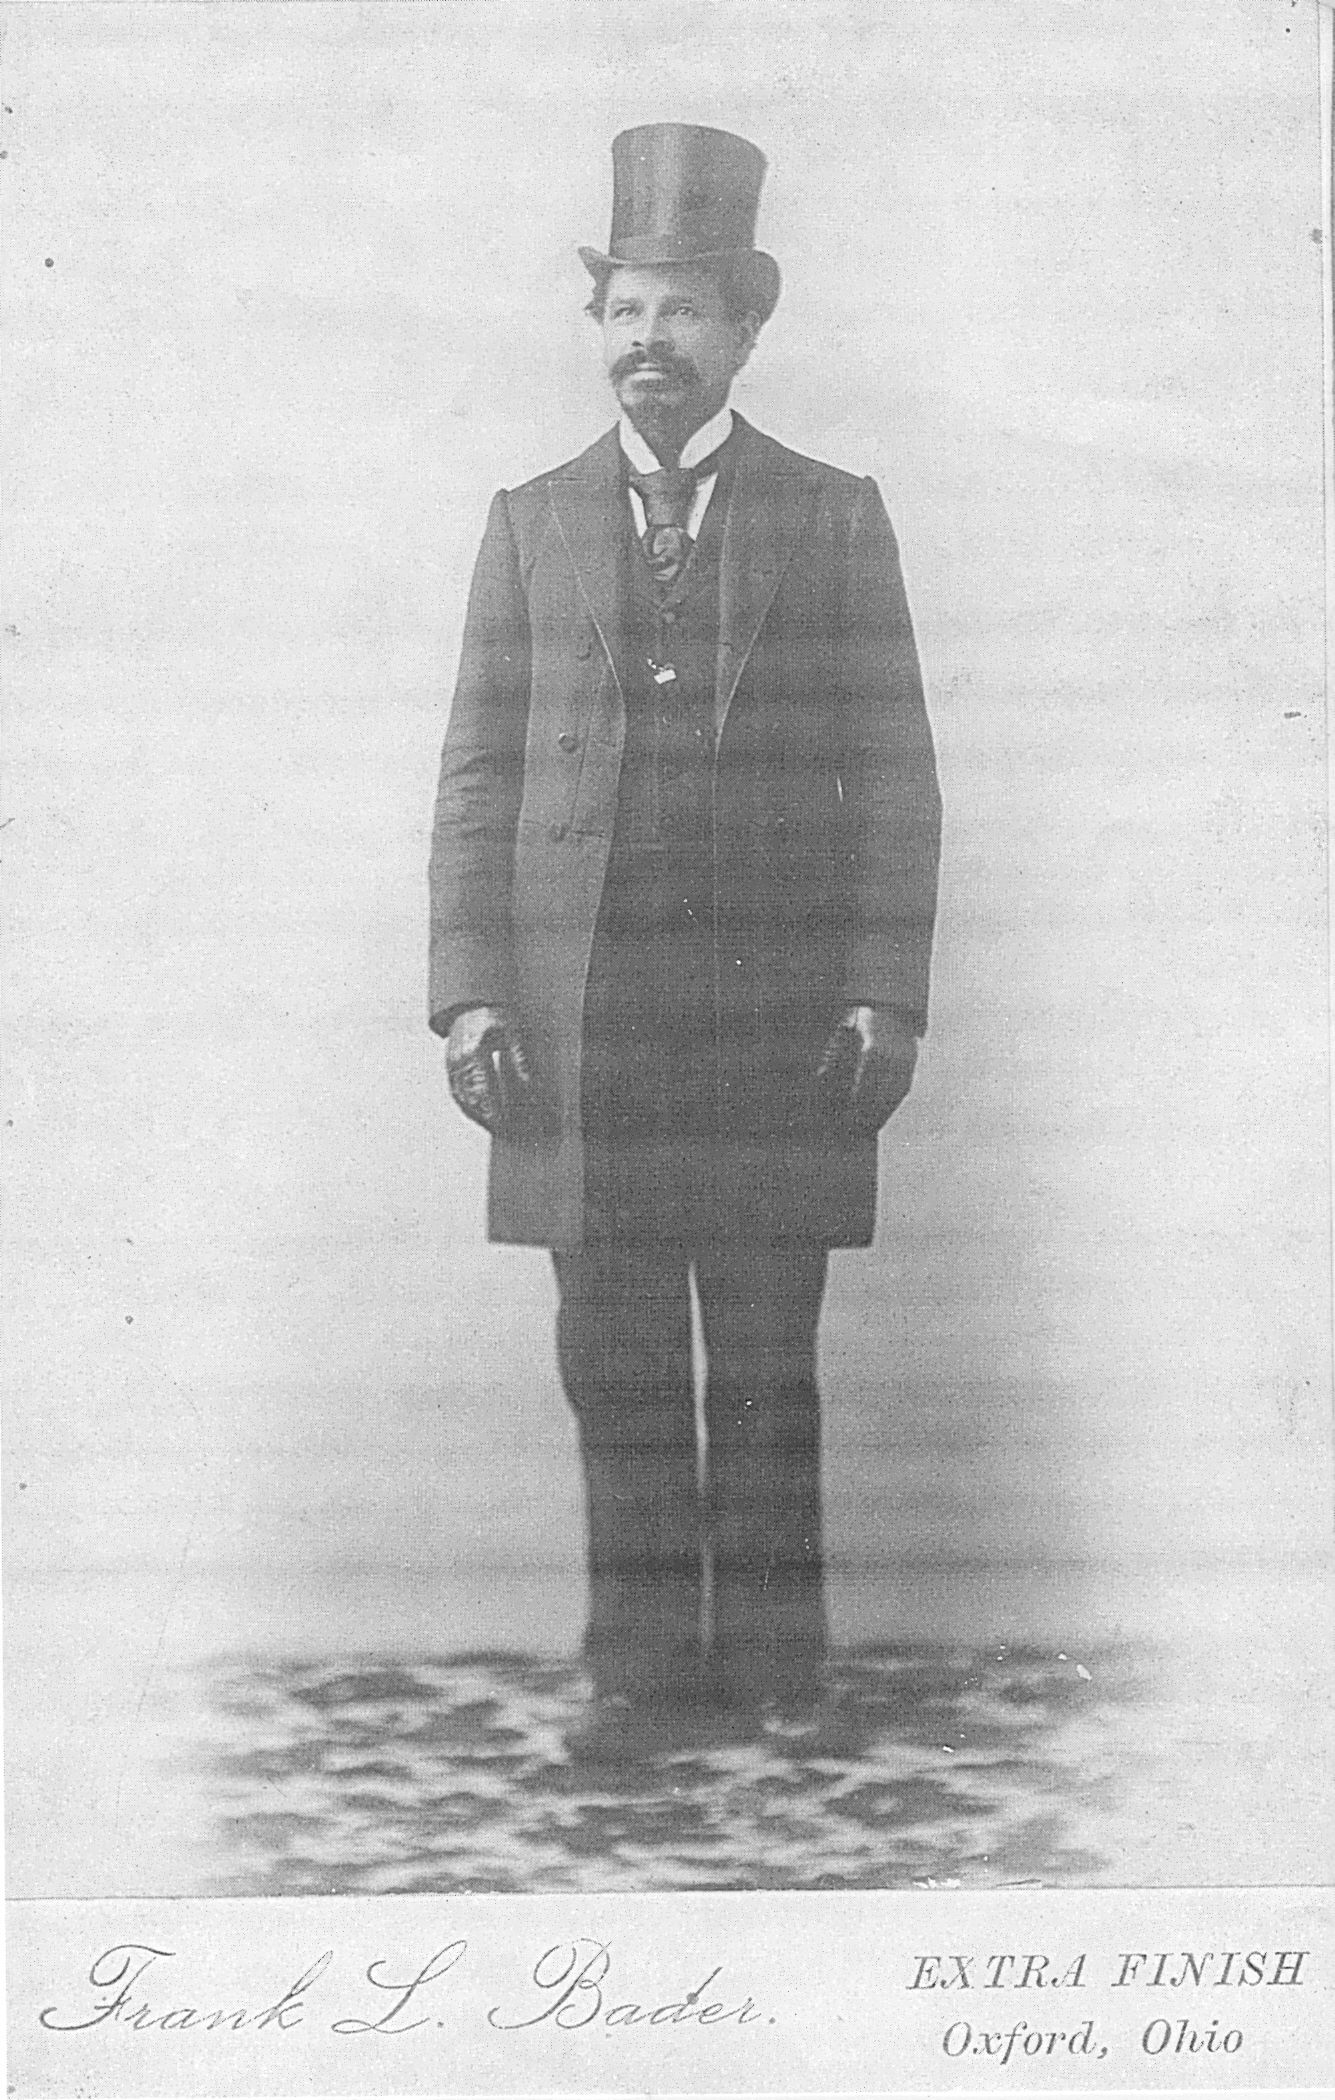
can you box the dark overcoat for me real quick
[428,415,941,1249]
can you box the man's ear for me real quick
[733,311,762,371]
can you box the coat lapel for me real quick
[546,427,628,700]
[714,417,816,739]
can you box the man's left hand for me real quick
[815,1006,919,1133]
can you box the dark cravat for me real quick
[627,447,725,588]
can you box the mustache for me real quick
[611,348,699,386]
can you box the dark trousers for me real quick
[552,1242,829,1711]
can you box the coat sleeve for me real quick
[837,476,942,1034]
[427,490,532,1036]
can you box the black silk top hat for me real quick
[579,123,781,322]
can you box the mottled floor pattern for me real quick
[179,1644,1154,1895]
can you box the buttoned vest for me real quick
[609,445,736,856]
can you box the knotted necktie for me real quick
[627,447,724,588]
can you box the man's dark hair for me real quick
[585,256,769,327]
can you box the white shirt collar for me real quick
[618,404,734,475]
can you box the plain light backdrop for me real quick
[3,0,1332,1892]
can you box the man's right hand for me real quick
[445,1006,533,1134]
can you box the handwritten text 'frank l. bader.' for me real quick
[37,1939,771,2039]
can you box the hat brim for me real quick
[579,244,781,323]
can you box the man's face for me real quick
[600,264,757,439]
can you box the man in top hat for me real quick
[429,124,941,1749]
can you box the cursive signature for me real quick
[39,1936,769,2040]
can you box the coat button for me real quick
[575,634,593,659]
[550,822,568,841]
[557,731,579,752]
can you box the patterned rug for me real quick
[179,1643,1151,1895]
